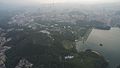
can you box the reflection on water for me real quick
[85,27,120,68]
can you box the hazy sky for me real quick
[1,0,120,5]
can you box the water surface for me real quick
[86,27,120,68]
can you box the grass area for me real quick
[62,40,75,49]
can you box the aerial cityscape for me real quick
[0,0,120,68]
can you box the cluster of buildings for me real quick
[15,59,33,68]
[0,27,33,68]
[8,7,120,28]
[0,28,11,68]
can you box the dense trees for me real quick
[4,20,108,68]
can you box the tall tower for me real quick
[50,0,55,8]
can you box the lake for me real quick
[84,27,120,68]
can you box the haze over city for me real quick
[1,0,120,5]
[0,0,120,68]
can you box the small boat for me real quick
[99,44,103,46]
